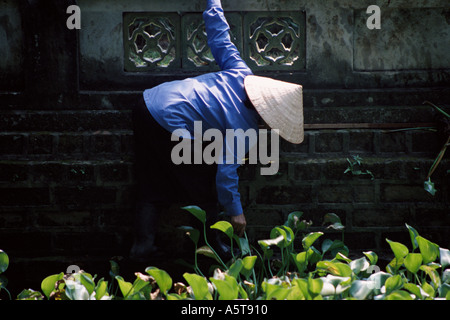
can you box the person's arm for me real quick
[216,128,256,236]
[216,162,247,236]
[203,0,249,71]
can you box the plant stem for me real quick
[427,136,450,179]
[424,101,450,118]
[203,225,227,269]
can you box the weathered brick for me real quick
[0,162,28,182]
[411,130,441,154]
[36,210,92,227]
[67,164,95,184]
[0,211,26,228]
[353,207,413,227]
[97,162,131,183]
[381,184,435,202]
[322,158,351,180]
[280,132,310,154]
[315,131,344,153]
[90,132,121,154]
[379,131,407,153]
[29,162,65,184]
[0,134,25,155]
[318,184,353,203]
[414,207,450,227]
[353,184,376,203]
[246,207,285,227]
[0,110,132,132]
[28,133,54,155]
[0,187,50,206]
[349,131,374,153]
[0,231,53,257]
[293,160,322,181]
[52,231,124,255]
[256,185,312,204]
[57,133,85,155]
[54,186,117,208]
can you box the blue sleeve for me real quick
[216,129,257,216]
[216,162,243,216]
[203,0,249,71]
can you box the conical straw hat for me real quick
[244,75,304,144]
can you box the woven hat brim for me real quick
[244,75,304,144]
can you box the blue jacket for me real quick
[143,0,258,216]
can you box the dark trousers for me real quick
[132,96,220,224]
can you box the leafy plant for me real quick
[3,209,450,300]
[0,249,11,299]
[387,101,449,196]
[344,155,375,180]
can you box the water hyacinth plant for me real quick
[4,208,450,300]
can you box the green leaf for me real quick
[440,247,450,269]
[95,279,109,300]
[302,232,323,250]
[424,178,436,196]
[0,250,9,274]
[422,281,435,298]
[442,269,450,284]
[181,206,206,224]
[368,272,392,294]
[115,276,133,298]
[183,273,212,300]
[132,273,151,294]
[77,273,95,295]
[179,226,200,246]
[385,290,413,300]
[385,275,403,294]
[227,259,243,279]
[41,273,64,299]
[210,274,239,300]
[258,235,285,250]
[363,251,378,265]
[236,237,251,256]
[17,289,44,300]
[405,224,419,251]
[196,246,221,263]
[262,280,291,300]
[439,283,450,299]
[270,226,294,249]
[146,267,173,294]
[293,252,307,274]
[420,265,441,289]
[350,280,374,300]
[349,257,370,275]
[0,274,8,290]
[211,221,234,239]
[386,239,409,261]
[321,239,333,254]
[308,277,323,296]
[240,256,257,279]
[323,213,342,224]
[284,211,304,231]
[329,241,349,257]
[404,253,423,274]
[316,261,352,277]
[109,260,120,277]
[416,236,439,264]
[403,283,427,300]
[65,279,90,300]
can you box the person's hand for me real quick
[230,213,246,237]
